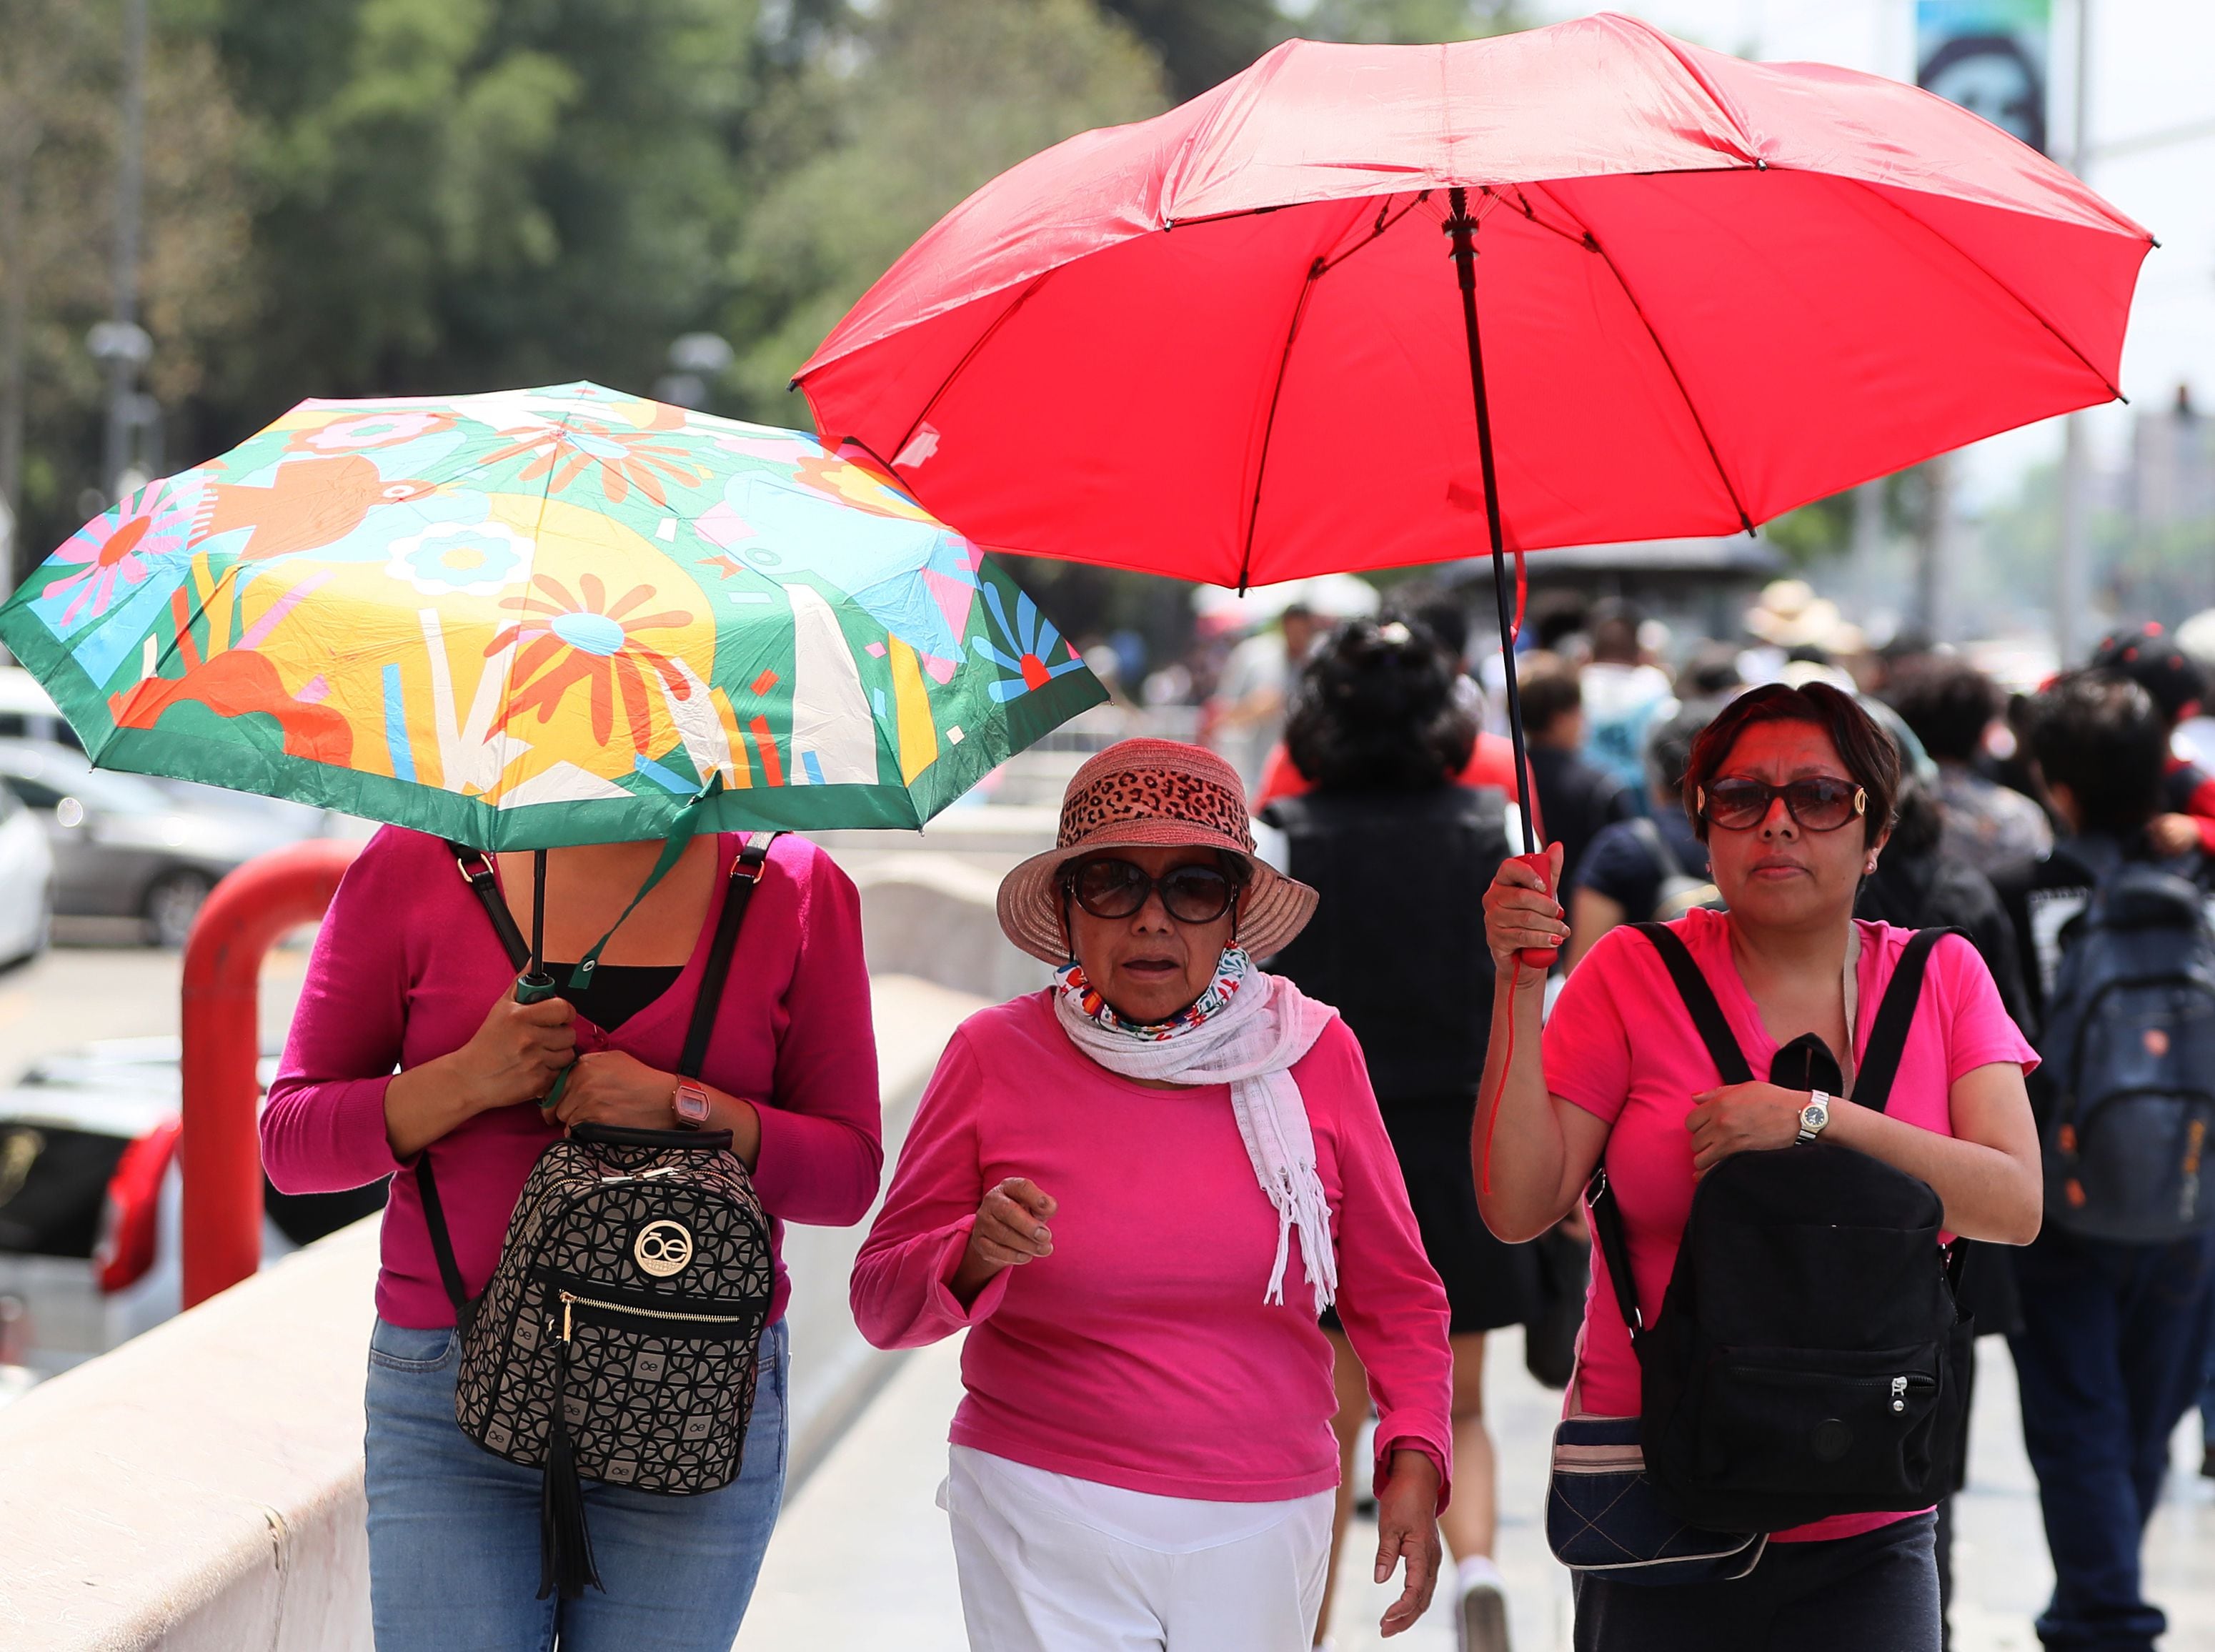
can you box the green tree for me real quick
[205,0,771,429]
[1292,0,1525,46]
[725,0,1168,418]
[1,0,249,577]
[1098,0,1284,99]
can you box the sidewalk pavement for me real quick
[741,1327,2215,1652]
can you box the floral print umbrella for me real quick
[0,383,1105,847]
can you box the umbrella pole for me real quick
[531,848,547,978]
[1445,187,1540,861]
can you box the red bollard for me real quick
[180,837,360,1308]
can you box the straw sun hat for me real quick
[995,739,1318,965]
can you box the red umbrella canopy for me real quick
[797,13,2151,589]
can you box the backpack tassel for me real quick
[537,1340,602,1601]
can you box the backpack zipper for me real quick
[557,1289,750,1338]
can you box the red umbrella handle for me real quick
[1512,850,1563,970]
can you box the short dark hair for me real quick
[1285,618,1476,792]
[1885,659,2003,764]
[1411,599,1470,664]
[1589,597,1644,665]
[2027,670,2169,835]
[1645,697,1718,797]
[1681,682,1900,847]
[1516,651,1581,737]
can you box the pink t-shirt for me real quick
[1541,909,2036,1542]
[851,990,1453,1505]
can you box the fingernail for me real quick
[1033,1227,1047,1240]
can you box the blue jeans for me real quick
[2009,1226,2215,1652]
[364,1314,788,1652]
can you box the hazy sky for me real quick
[1533,1,2215,507]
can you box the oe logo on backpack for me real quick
[635,1220,695,1277]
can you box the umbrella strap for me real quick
[564,831,690,992]
[563,783,721,990]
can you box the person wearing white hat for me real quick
[852,738,1453,1651]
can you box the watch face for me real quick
[1803,1100,1829,1130]
[675,1082,710,1124]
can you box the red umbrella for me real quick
[796,12,2150,877]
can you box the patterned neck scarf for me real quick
[1052,946,1253,1040]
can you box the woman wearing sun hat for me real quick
[852,738,1453,1651]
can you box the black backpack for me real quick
[419,839,779,1598]
[2039,860,2215,1242]
[1588,924,1975,1533]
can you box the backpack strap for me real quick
[446,841,529,971]
[678,833,777,1080]
[413,1155,477,1334]
[1584,1163,1644,1346]
[1851,927,1956,1115]
[1633,922,1755,1085]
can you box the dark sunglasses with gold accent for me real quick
[1061,856,1244,924]
[1698,775,1868,833]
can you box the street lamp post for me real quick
[94,0,152,507]
[2055,0,2094,667]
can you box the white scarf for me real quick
[1053,949,1340,1313]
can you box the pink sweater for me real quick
[852,991,1453,1505]
[262,827,881,1329]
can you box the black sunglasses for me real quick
[1062,857,1242,925]
[1698,775,1868,834]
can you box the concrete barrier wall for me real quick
[0,1220,382,1651]
[0,955,993,1651]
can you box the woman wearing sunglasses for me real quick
[1477,682,2041,1652]
[853,739,1453,1651]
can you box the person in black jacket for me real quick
[1259,617,1523,1652]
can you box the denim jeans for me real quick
[364,1314,788,1652]
[2009,1225,2215,1652]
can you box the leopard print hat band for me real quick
[996,738,1319,965]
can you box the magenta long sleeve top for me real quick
[852,990,1453,1506]
[262,826,881,1330]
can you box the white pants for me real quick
[942,1446,1333,1652]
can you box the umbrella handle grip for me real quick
[512,973,574,1113]
[514,972,559,1005]
[1511,850,1563,971]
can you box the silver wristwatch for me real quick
[1796,1090,1831,1145]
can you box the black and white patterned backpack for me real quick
[415,838,778,1599]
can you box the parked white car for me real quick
[0,777,53,967]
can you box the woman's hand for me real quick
[1687,1081,1809,1177]
[550,1050,683,1130]
[1482,841,1566,981]
[448,989,577,1115]
[382,988,576,1158]
[947,1178,1056,1306]
[1373,1447,1443,1637]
